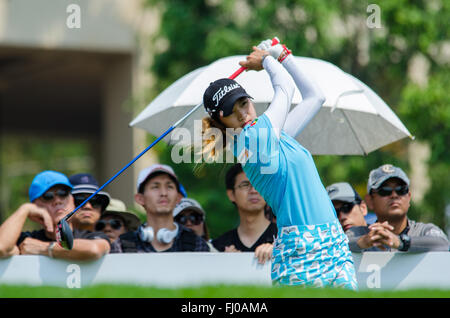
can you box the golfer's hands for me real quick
[254,243,273,264]
[257,38,291,62]
[20,203,54,233]
[257,38,284,61]
[239,47,268,71]
[257,39,273,51]
[19,238,51,255]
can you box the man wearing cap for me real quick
[96,198,141,253]
[326,182,379,252]
[118,164,210,253]
[212,164,277,264]
[0,171,110,259]
[362,164,448,252]
[69,173,111,232]
[173,197,218,252]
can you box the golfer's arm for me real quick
[0,206,29,257]
[282,55,325,138]
[263,56,295,139]
[51,238,110,261]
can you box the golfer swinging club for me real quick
[201,39,358,289]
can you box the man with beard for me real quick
[212,164,277,264]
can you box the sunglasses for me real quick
[335,202,357,215]
[41,188,70,201]
[372,185,409,197]
[95,219,123,231]
[74,194,108,209]
[175,213,204,226]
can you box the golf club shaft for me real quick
[172,66,247,128]
[229,66,246,80]
[65,126,174,221]
[64,66,247,221]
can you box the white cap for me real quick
[106,198,127,212]
[137,164,179,192]
[326,182,362,203]
[173,198,205,218]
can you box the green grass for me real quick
[0,284,449,298]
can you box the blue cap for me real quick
[178,183,188,198]
[29,171,73,202]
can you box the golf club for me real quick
[56,37,280,250]
[55,64,248,250]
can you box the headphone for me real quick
[138,222,179,244]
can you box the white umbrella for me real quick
[130,55,413,155]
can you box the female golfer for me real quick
[202,40,357,289]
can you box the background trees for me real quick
[2,1,448,237]
[144,0,450,236]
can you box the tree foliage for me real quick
[144,0,449,235]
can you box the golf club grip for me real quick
[229,66,246,79]
[64,126,175,221]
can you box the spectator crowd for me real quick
[0,162,448,263]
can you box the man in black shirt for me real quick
[212,164,277,264]
[0,171,110,260]
[118,164,210,253]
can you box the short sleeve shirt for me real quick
[212,223,278,252]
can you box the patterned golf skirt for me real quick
[271,219,358,290]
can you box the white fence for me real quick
[0,252,449,290]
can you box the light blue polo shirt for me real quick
[234,114,337,227]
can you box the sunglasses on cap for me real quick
[175,213,204,226]
[73,194,108,210]
[41,188,70,201]
[371,185,409,197]
[95,219,123,231]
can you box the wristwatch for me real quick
[398,233,411,251]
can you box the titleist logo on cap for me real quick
[213,83,240,106]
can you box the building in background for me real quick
[0,0,159,219]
